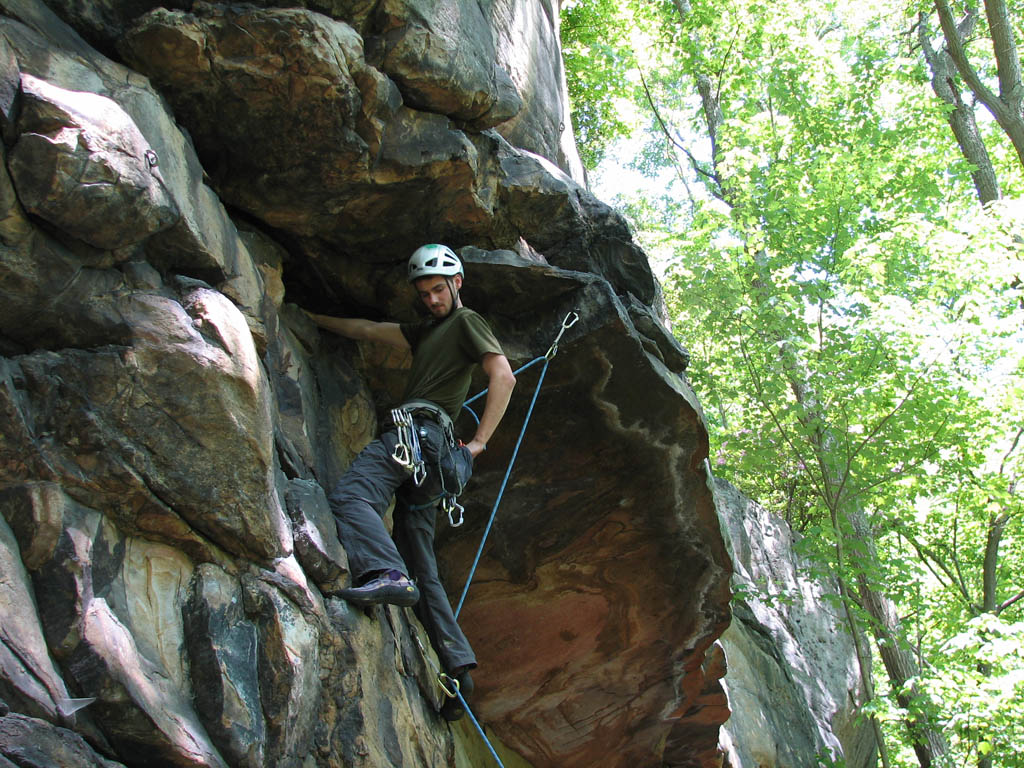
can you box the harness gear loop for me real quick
[390,408,427,485]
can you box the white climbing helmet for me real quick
[408,244,463,282]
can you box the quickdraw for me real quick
[545,310,579,360]
[390,408,427,486]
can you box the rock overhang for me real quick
[380,260,732,766]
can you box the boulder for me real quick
[0,505,72,723]
[0,276,291,563]
[367,0,522,128]
[284,478,349,585]
[0,712,124,768]
[7,73,179,250]
[117,3,647,301]
[119,4,404,240]
[184,564,266,768]
[28,503,226,767]
[242,575,320,768]
[487,0,585,182]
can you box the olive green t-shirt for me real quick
[399,308,504,420]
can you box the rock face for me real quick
[713,478,877,768]
[0,0,862,766]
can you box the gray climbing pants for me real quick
[329,417,476,672]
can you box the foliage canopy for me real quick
[561,0,1024,765]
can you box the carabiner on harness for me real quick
[442,495,464,527]
[390,408,427,486]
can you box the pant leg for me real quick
[329,431,411,581]
[393,499,477,672]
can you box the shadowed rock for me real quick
[27,502,227,767]
[184,564,266,768]
[284,478,349,585]
[0,503,74,723]
[0,712,124,768]
[242,575,320,768]
[0,275,291,563]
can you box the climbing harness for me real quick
[455,310,578,618]
[397,400,470,526]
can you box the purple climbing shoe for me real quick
[332,572,420,608]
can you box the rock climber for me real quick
[308,244,516,722]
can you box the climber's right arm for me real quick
[308,314,410,351]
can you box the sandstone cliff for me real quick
[714,478,876,768]
[0,1,867,766]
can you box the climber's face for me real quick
[415,274,463,318]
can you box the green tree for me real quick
[560,0,637,169]
[562,0,1024,765]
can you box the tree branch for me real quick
[933,0,1024,165]
[918,11,1000,203]
[997,588,1024,613]
[933,0,1002,108]
[982,0,1023,101]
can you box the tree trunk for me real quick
[847,506,951,768]
[918,13,1001,204]
[933,0,1024,170]
[771,282,951,768]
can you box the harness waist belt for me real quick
[399,399,454,435]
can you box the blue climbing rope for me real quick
[458,687,506,766]
[460,354,547,423]
[455,311,578,618]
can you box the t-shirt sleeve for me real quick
[460,311,504,361]
[400,320,427,351]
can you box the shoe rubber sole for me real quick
[333,582,420,608]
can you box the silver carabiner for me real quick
[413,462,428,487]
[545,311,580,360]
[390,409,414,468]
[392,442,411,467]
[443,495,464,527]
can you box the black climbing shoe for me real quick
[440,668,474,722]
[330,572,420,608]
